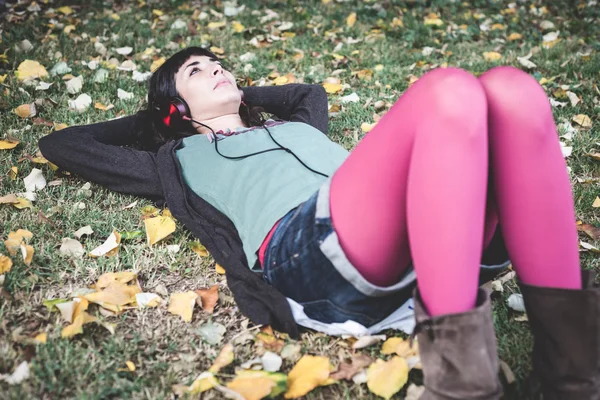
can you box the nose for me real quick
[213,63,224,76]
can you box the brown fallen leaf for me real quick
[577,223,600,240]
[0,194,19,204]
[256,326,285,353]
[330,354,373,381]
[195,285,219,313]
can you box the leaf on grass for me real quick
[209,343,234,373]
[15,60,48,82]
[352,334,386,349]
[190,241,209,256]
[144,215,176,246]
[381,337,419,358]
[0,255,12,274]
[367,357,409,399]
[579,241,600,253]
[322,82,342,94]
[68,93,92,112]
[215,263,226,274]
[227,376,276,400]
[89,230,121,257]
[198,321,227,345]
[34,332,47,344]
[85,281,141,310]
[20,244,34,266]
[261,351,283,372]
[195,285,219,313]
[593,197,600,208]
[0,194,19,204]
[24,168,46,192]
[346,12,357,27]
[0,139,20,150]
[4,229,33,256]
[135,292,162,308]
[14,103,36,118]
[507,294,526,312]
[94,271,138,289]
[483,51,502,61]
[234,370,288,398]
[62,311,98,338]
[188,371,219,395]
[256,326,285,353]
[572,114,592,128]
[74,225,94,239]
[42,298,70,311]
[0,361,29,385]
[59,238,85,258]
[577,223,600,240]
[168,291,198,322]
[284,355,332,399]
[330,354,373,380]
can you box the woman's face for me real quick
[174,55,241,122]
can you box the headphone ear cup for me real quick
[160,96,191,128]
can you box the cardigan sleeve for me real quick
[241,83,329,135]
[38,112,165,203]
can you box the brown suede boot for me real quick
[519,269,600,399]
[411,288,504,399]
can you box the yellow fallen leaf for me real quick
[126,361,136,371]
[232,21,245,33]
[273,76,289,85]
[0,139,20,150]
[15,60,49,82]
[210,46,225,55]
[491,23,505,30]
[507,33,522,41]
[322,82,342,94]
[14,103,35,118]
[215,263,226,274]
[21,244,34,266]
[207,21,226,30]
[209,343,234,373]
[190,241,209,257]
[483,51,502,61]
[227,376,276,400]
[162,208,173,218]
[144,215,176,246]
[63,25,76,34]
[4,229,33,256]
[9,166,18,179]
[94,102,112,111]
[56,5,74,15]
[0,254,12,274]
[34,332,47,344]
[424,15,443,26]
[62,311,98,339]
[593,197,600,208]
[89,230,121,257]
[12,198,32,209]
[85,281,141,308]
[95,271,138,289]
[152,9,164,16]
[188,371,218,395]
[381,337,405,355]
[366,357,409,399]
[284,355,331,398]
[54,123,69,131]
[572,114,592,128]
[168,291,198,322]
[110,13,120,21]
[361,122,376,133]
[0,74,6,84]
[150,57,165,73]
[346,12,357,27]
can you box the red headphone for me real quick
[154,96,191,129]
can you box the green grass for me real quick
[1,0,599,398]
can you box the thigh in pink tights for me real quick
[329,66,581,317]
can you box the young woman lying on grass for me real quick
[39,46,599,398]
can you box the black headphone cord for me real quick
[183,115,330,178]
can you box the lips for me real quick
[214,79,231,89]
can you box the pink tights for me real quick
[330,66,582,317]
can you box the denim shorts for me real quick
[262,177,510,328]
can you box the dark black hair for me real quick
[131,46,266,151]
